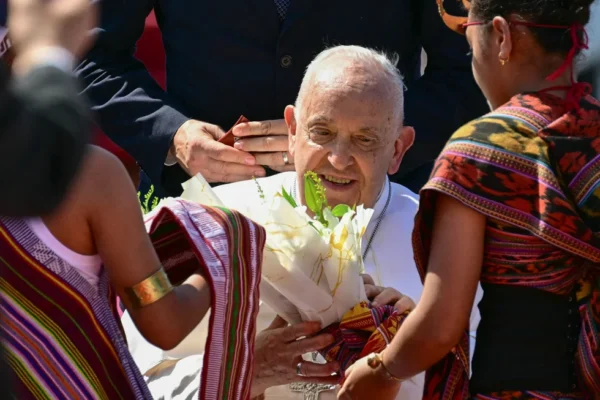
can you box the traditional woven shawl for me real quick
[319,302,408,378]
[0,199,265,400]
[145,199,265,400]
[0,218,148,400]
[413,92,600,399]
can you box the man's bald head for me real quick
[295,46,405,129]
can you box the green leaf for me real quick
[281,187,298,208]
[331,204,351,217]
[304,174,320,214]
[306,171,328,207]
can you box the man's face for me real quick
[285,70,414,209]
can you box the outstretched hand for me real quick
[9,0,98,74]
[251,316,340,398]
[362,274,415,313]
[337,354,401,400]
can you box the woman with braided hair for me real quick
[338,0,600,399]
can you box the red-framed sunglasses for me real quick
[435,0,592,109]
[436,0,589,39]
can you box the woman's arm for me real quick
[384,194,485,374]
[87,147,211,350]
[338,194,485,398]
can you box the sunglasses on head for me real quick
[437,0,589,38]
[435,0,592,110]
[437,0,472,35]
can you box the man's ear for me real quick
[388,126,415,175]
[284,105,297,156]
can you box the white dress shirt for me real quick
[121,172,483,399]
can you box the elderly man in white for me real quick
[122,45,482,400]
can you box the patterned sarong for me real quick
[1,199,265,400]
[413,92,600,399]
[145,199,265,400]
[0,219,149,399]
[319,301,409,377]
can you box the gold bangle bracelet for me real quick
[366,351,404,382]
[124,267,174,309]
[380,351,404,382]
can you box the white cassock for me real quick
[121,172,483,400]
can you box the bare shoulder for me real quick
[48,146,136,223]
[78,146,137,202]
[83,145,131,184]
[41,146,132,255]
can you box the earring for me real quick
[499,57,509,66]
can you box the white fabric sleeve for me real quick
[30,47,76,73]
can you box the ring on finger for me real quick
[296,361,305,377]
[282,152,290,165]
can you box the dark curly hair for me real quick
[470,0,595,55]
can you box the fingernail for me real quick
[255,169,266,176]
[233,125,247,135]
[234,141,243,149]
[245,157,256,165]
[371,301,378,307]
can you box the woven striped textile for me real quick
[145,199,266,400]
[0,218,149,399]
[0,199,265,400]
[319,301,409,378]
[413,92,600,399]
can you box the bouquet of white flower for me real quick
[180,172,373,327]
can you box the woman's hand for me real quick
[361,274,415,313]
[337,354,401,400]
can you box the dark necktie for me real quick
[274,0,291,21]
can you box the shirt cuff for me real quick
[32,47,75,73]
[164,150,178,166]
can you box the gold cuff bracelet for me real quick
[125,267,174,309]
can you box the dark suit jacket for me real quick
[0,62,91,216]
[76,0,487,197]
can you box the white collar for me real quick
[371,176,391,222]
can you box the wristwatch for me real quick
[366,352,404,382]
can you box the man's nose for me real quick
[327,142,354,170]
